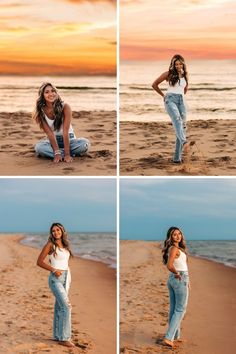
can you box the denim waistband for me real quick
[177,271,188,275]
[50,269,68,274]
[56,133,75,141]
[166,93,183,98]
[170,271,188,275]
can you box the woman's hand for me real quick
[53,270,62,278]
[174,273,182,281]
[53,153,63,163]
[64,155,73,163]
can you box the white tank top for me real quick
[44,112,74,136]
[166,77,186,95]
[173,249,188,271]
[49,248,70,270]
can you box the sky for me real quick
[120,178,236,240]
[0,178,116,232]
[120,0,236,60]
[0,0,116,75]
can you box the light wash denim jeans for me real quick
[164,93,187,162]
[35,133,90,159]
[165,271,189,341]
[48,270,71,341]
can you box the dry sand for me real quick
[120,119,236,175]
[0,110,116,176]
[120,240,236,354]
[0,235,116,354]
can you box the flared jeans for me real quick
[165,271,189,341]
[164,93,187,162]
[35,133,90,159]
[48,270,71,341]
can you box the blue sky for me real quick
[120,178,236,240]
[0,178,116,233]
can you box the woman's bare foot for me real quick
[183,141,195,154]
[174,338,187,343]
[58,340,75,347]
[163,338,174,347]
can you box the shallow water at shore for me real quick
[120,59,236,122]
[0,75,116,112]
[21,232,117,268]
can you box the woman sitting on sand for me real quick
[152,54,193,163]
[162,226,190,348]
[37,223,75,348]
[33,82,90,163]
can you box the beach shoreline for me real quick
[0,234,116,354]
[20,233,117,270]
[120,119,236,175]
[120,240,236,354]
[0,110,116,176]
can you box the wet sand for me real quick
[120,240,236,354]
[0,110,116,176]
[120,119,236,175]
[0,235,116,354]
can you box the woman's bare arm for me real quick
[37,242,55,272]
[62,103,73,162]
[37,242,63,278]
[152,71,168,98]
[167,246,181,279]
[184,73,189,94]
[41,120,62,163]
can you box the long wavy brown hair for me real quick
[32,82,64,131]
[167,54,188,87]
[162,226,187,265]
[48,222,73,257]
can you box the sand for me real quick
[0,110,116,176]
[120,240,236,354]
[0,235,116,354]
[120,119,236,175]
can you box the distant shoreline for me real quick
[119,239,236,269]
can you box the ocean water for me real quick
[21,232,117,268]
[187,240,236,268]
[120,59,236,122]
[0,75,116,112]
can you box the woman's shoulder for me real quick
[44,241,54,252]
[161,71,169,79]
[62,102,71,111]
[169,245,179,254]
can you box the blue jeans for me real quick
[165,271,189,341]
[164,93,187,162]
[48,271,71,341]
[35,133,90,159]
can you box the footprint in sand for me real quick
[62,167,75,175]
[1,144,13,148]
[95,150,112,158]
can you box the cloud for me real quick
[0,3,26,8]
[65,0,116,4]
[121,0,143,4]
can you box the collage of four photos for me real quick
[0,1,235,354]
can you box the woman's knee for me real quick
[35,141,53,157]
[35,142,43,156]
[71,138,90,155]
[60,299,72,311]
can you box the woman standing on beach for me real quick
[152,54,193,163]
[162,226,189,348]
[33,82,90,163]
[37,223,75,348]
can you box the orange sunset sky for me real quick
[0,0,116,75]
[120,0,236,60]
